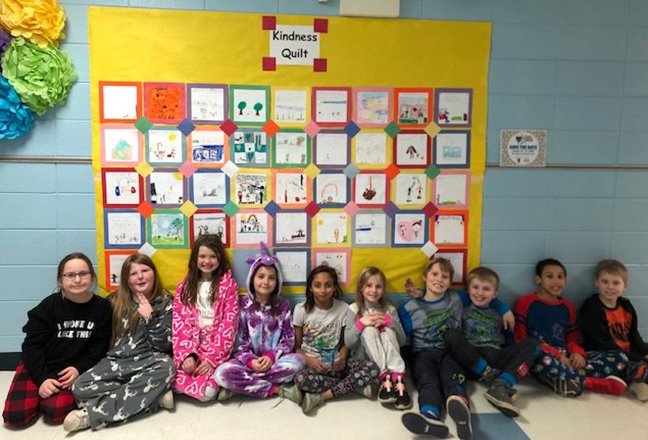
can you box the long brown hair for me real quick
[354,266,388,318]
[109,253,165,347]
[180,234,230,306]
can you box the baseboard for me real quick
[0,353,20,370]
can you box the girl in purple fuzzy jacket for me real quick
[214,244,305,402]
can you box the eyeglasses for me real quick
[62,271,92,280]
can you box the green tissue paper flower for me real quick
[1,37,76,115]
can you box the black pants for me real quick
[444,328,539,382]
[411,348,467,417]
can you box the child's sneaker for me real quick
[63,408,90,432]
[356,383,374,400]
[629,382,648,401]
[158,390,175,410]
[393,377,412,410]
[401,412,449,437]
[536,374,581,398]
[301,392,324,414]
[278,383,303,404]
[446,395,472,440]
[478,365,501,385]
[484,381,520,418]
[378,376,397,403]
[217,387,235,401]
[584,375,627,396]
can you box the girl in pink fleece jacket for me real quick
[171,234,239,401]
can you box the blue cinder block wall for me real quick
[1,0,647,355]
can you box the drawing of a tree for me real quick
[238,101,247,115]
[253,102,263,116]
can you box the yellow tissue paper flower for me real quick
[0,0,66,48]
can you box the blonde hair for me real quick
[424,257,455,280]
[354,266,388,318]
[467,267,500,292]
[595,259,628,283]
[109,253,166,347]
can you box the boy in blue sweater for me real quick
[399,258,512,440]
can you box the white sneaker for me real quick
[63,408,90,432]
[159,390,175,410]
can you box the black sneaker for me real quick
[401,412,449,438]
[393,379,412,410]
[484,381,520,418]
[378,378,397,403]
[446,395,472,440]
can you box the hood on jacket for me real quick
[245,242,283,300]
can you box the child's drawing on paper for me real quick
[435,132,469,166]
[104,171,140,206]
[190,130,225,164]
[395,174,427,205]
[275,212,308,245]
[276,251,309,284]
[234,173,268,205]
[354,132,387,165]
[144,83,185,123]
[354,212,387,245]
[148,129,183,164]
[235,212,269,244]
[106,212,142,246]
[150,212,186,247]
[315,213,348,244]
[149,172,185,206]
[102,84,138,120]
[192,172,227,206]
[107,253,130,287]
[395,132,429,167]
[354,173,387,205]
[275,173,307,205]
[232,130,268,166]
[103,128,139,163]
[397,91,429,125]
[314,132,348,166]
[232,87,268,123]
[274,89,307,123]
[190,86,225,122]
[435,173,468,207]
[356,89,390,125]
[314,89,348,124]
[437,90,471,125]
[275,132,308,166]
[315,173,347,205]
[394,213,426,246]
[434,214,466,245]
[193,212,227,244]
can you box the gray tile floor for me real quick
[0,372,646,439]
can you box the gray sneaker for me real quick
[484,381,520,417]
[278,383,303,404]
[301,392,324,414]
[63,408,90,432]
[159,390,175,410]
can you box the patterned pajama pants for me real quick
[532,351,586,396]
[3,362,76,427]
[214,353,305,398]
[72,353,174,430]
[294,359,379,397]
[585,349,630,380]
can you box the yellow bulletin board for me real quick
[89,7,491,296]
